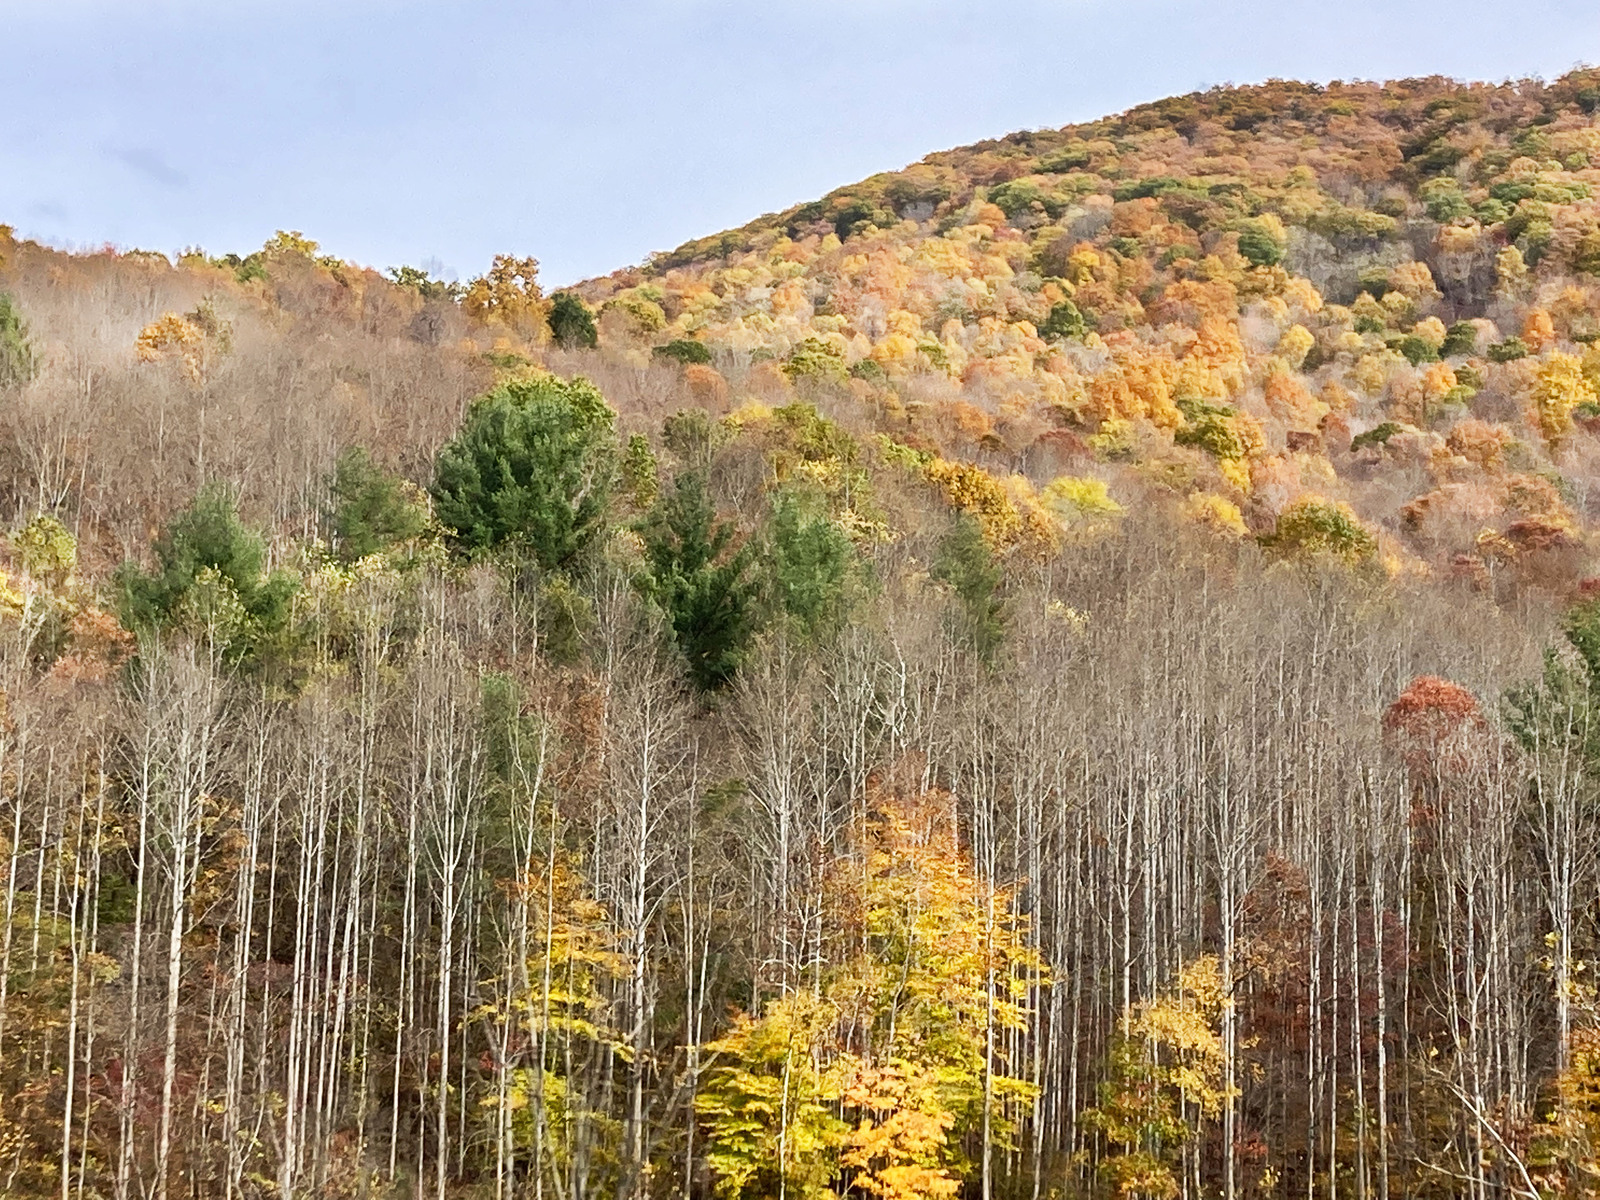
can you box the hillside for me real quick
[1,71,1600,1200]
[573,68,1600,592]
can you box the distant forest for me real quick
[4,68,1600,1200]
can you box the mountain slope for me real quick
[573,68,1600,590]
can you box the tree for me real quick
[1039,299,1087,341]
[654,338,713,366]
[114,482,297,659]
[326,447,430,562]
[431,374,617,567]
[1085,957,1234,1200]
[1236,215,1287,268]
[698,996,849,1200]
[388,264,462,301]
[1263,496,1377,565]
[766,489,857,641]
[639,472,761,691]
[0,293,34,387]
[933,514,1005,662]
[620,433,660,511]
[698,786,1044,1200]
[548,292,599,350]
[461,254,544,333]
[1532,352,1596,448]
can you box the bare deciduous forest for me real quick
[5,71,1600,1200]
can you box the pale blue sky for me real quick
[2,0,1596,285]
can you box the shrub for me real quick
[431,374,617,567]
[548,292,598,349]
[327,447,429,562]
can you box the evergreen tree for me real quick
[639,471,760,691]
[431,374,616,567]
[767,488,856,642]
[548,291,598,349]
[1039,298,1086,342]
[932,513,1005,662]
[114,481,297,658]
[326,446,429,561]
[0,292,35,386]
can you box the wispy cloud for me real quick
[107,146,187,189]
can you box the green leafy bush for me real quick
[431,374,617,567]
[1487,337,1529,363]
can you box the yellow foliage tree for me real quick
[1532,1029,1600,1197]
[135,312,206,382]
[1083,956,1235,1200]
[462,254,545,336]
[1532,351,1597,448]
[698,787,1046,1200]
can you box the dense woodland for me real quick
[7,69,1600,1200]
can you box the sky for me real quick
[2,0,1597,286]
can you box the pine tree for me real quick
[431,374,617,566]
[0,293,35,386]
[639,472,760,691]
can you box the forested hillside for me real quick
[4,69,1600,1200]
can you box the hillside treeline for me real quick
[2,70,1600,1200]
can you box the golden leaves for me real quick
[1531,351,1596,448]
[135,312,205,381]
